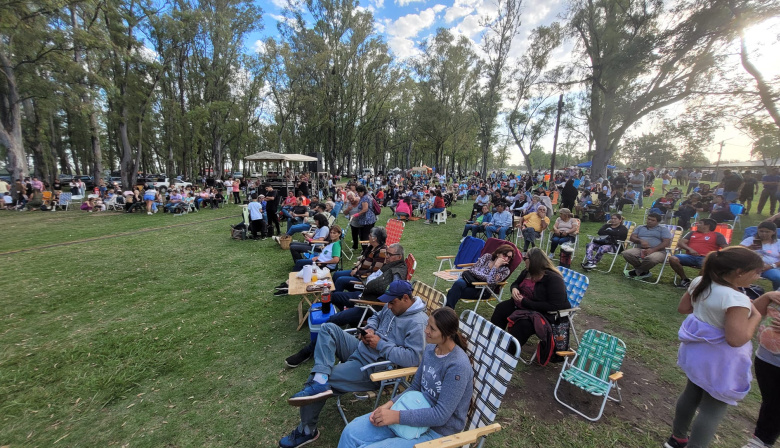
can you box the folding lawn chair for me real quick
[591,221,635,273]
[554,329,626,421]
[725,203,744,229]
[554,267,589,347]
[432,237,486,290]
[451,238,522,312]
[623,224,683,285]
[57,192,73,211]
[370,310,521,448]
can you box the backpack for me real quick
[231,222,247,240]
[372,197,382,215]
[507,310,555,366]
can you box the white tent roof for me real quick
[244,151,318,162]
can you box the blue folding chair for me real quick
[555,267,589,347]
[726,203,745,229]
[431,236,486,290]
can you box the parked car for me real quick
[147,177,192,193]
[232,172,243,179]
[58,174,74,183]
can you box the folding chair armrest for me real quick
[455,263,475,268]
[359,240,369,245]
[369,367,418,382]
[556,350,576,357]
[349,299,384,307]
[549,307,579,316]
[444,269,467,273]
[413,423,502,448]
[472,281,506,287]
[360,360,392,372]
[435,255,455,260]
[609,372,624,381]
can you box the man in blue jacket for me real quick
[279,280,428,448]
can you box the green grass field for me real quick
[0,187,770,447]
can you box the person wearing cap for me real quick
[284,242,407,367]
[279,279,428,448]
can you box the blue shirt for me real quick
[247,201,263,220]
[490,210,513,228]
[762,174,780,192]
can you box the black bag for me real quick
[592,235,614,246]
[740,284,765,301]
[231,223,247,240]
[549,317,570,363]
[460,270,482,286]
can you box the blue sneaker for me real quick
[279,427,320,448]
[287,380,333,406]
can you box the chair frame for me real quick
[554,329,626,422]
[623,224,683,285]
[591,221,636,273]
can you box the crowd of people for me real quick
[5,164,780,448]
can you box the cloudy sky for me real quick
[251,0,780,165]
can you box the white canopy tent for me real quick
[244,151,318,163]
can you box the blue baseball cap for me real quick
[377,280,412,303]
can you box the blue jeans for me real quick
[761,268,780,290]
[461,224,484,237]
[287,223,311,236]
[297,323,378,433]
[485,225,509,240]
[426,207,444,220]
[332,270,360,292]
[633,189,643,207]
[338,412,443,448]
[445,278,487,308]
[293,259,313,272]
[549,235,574,254]
[724,191,739,203]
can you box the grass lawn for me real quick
[0,185,770,447]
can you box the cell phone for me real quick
[356,327,368,337]
[754,238,762,246]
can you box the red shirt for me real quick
[434,196,445,208]
[687,231,725,255]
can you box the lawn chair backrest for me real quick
[459,310,521,432]
[42,191,53,201]
[550,190,559,205]
[412,281,444,313]
[242,206,250,224]
[59,193,72,205]
[453,237,486,266]
[667,225,683,251]
[729,203,745,216]
[691,223,733,244]
[386,219,405,246]
[573,329,626,383]
[559,267,589,308]
[482,238,522,272]
[405,253,416,281]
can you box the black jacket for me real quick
[510,269,569,312]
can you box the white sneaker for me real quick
[742,437,769,448]
[147,212,153,215]
[272,236,280,243]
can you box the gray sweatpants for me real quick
[671,379,729,448]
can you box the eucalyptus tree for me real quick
[567,0,777,178]
[472,0,523,178]
[0,0,72,180]
[506,23,563,174]
[413,28,478,175]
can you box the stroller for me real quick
[582,200,609,223]
[443,192,457,218]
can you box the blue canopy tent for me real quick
[576,161,617,169]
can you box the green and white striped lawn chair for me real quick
[553,329,626,421]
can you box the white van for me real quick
[362,168,374,176]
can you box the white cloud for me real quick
[387,35,420,60]
[444,4,472,23]
[388,5,443,39]
[268,0,287,8]
[372,0,385,9]
[452,13,483,38]
[254,40,266,55]
[395,0,426,6]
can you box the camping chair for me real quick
[57,192,73,211]
[432,237,486,290]
[42,191,54,207]
[554,329,626,422]
[672,223,733,285]
[104,195,123,212]
[370,310,521,448]
[515,228,546,254]
[591,221,636,273]
[725,203,745,229]
[405,253,416,280]
[451,238,522,312]
[358,218,405,247]
[554,267,589,347]
[623,224,684,285]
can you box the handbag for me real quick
[592,235,614,246]
[389,390,432,440]
[460,270,482,286]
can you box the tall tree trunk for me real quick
[0,49,30,180]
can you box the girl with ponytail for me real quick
[665,246,775,448]
[338,307,473,447]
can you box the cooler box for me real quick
[308,302,338,343]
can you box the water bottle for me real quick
[321,286,331,314]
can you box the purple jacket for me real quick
[677,314,752,405]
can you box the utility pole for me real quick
[549,94,564,181]
[713,140,724,182]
